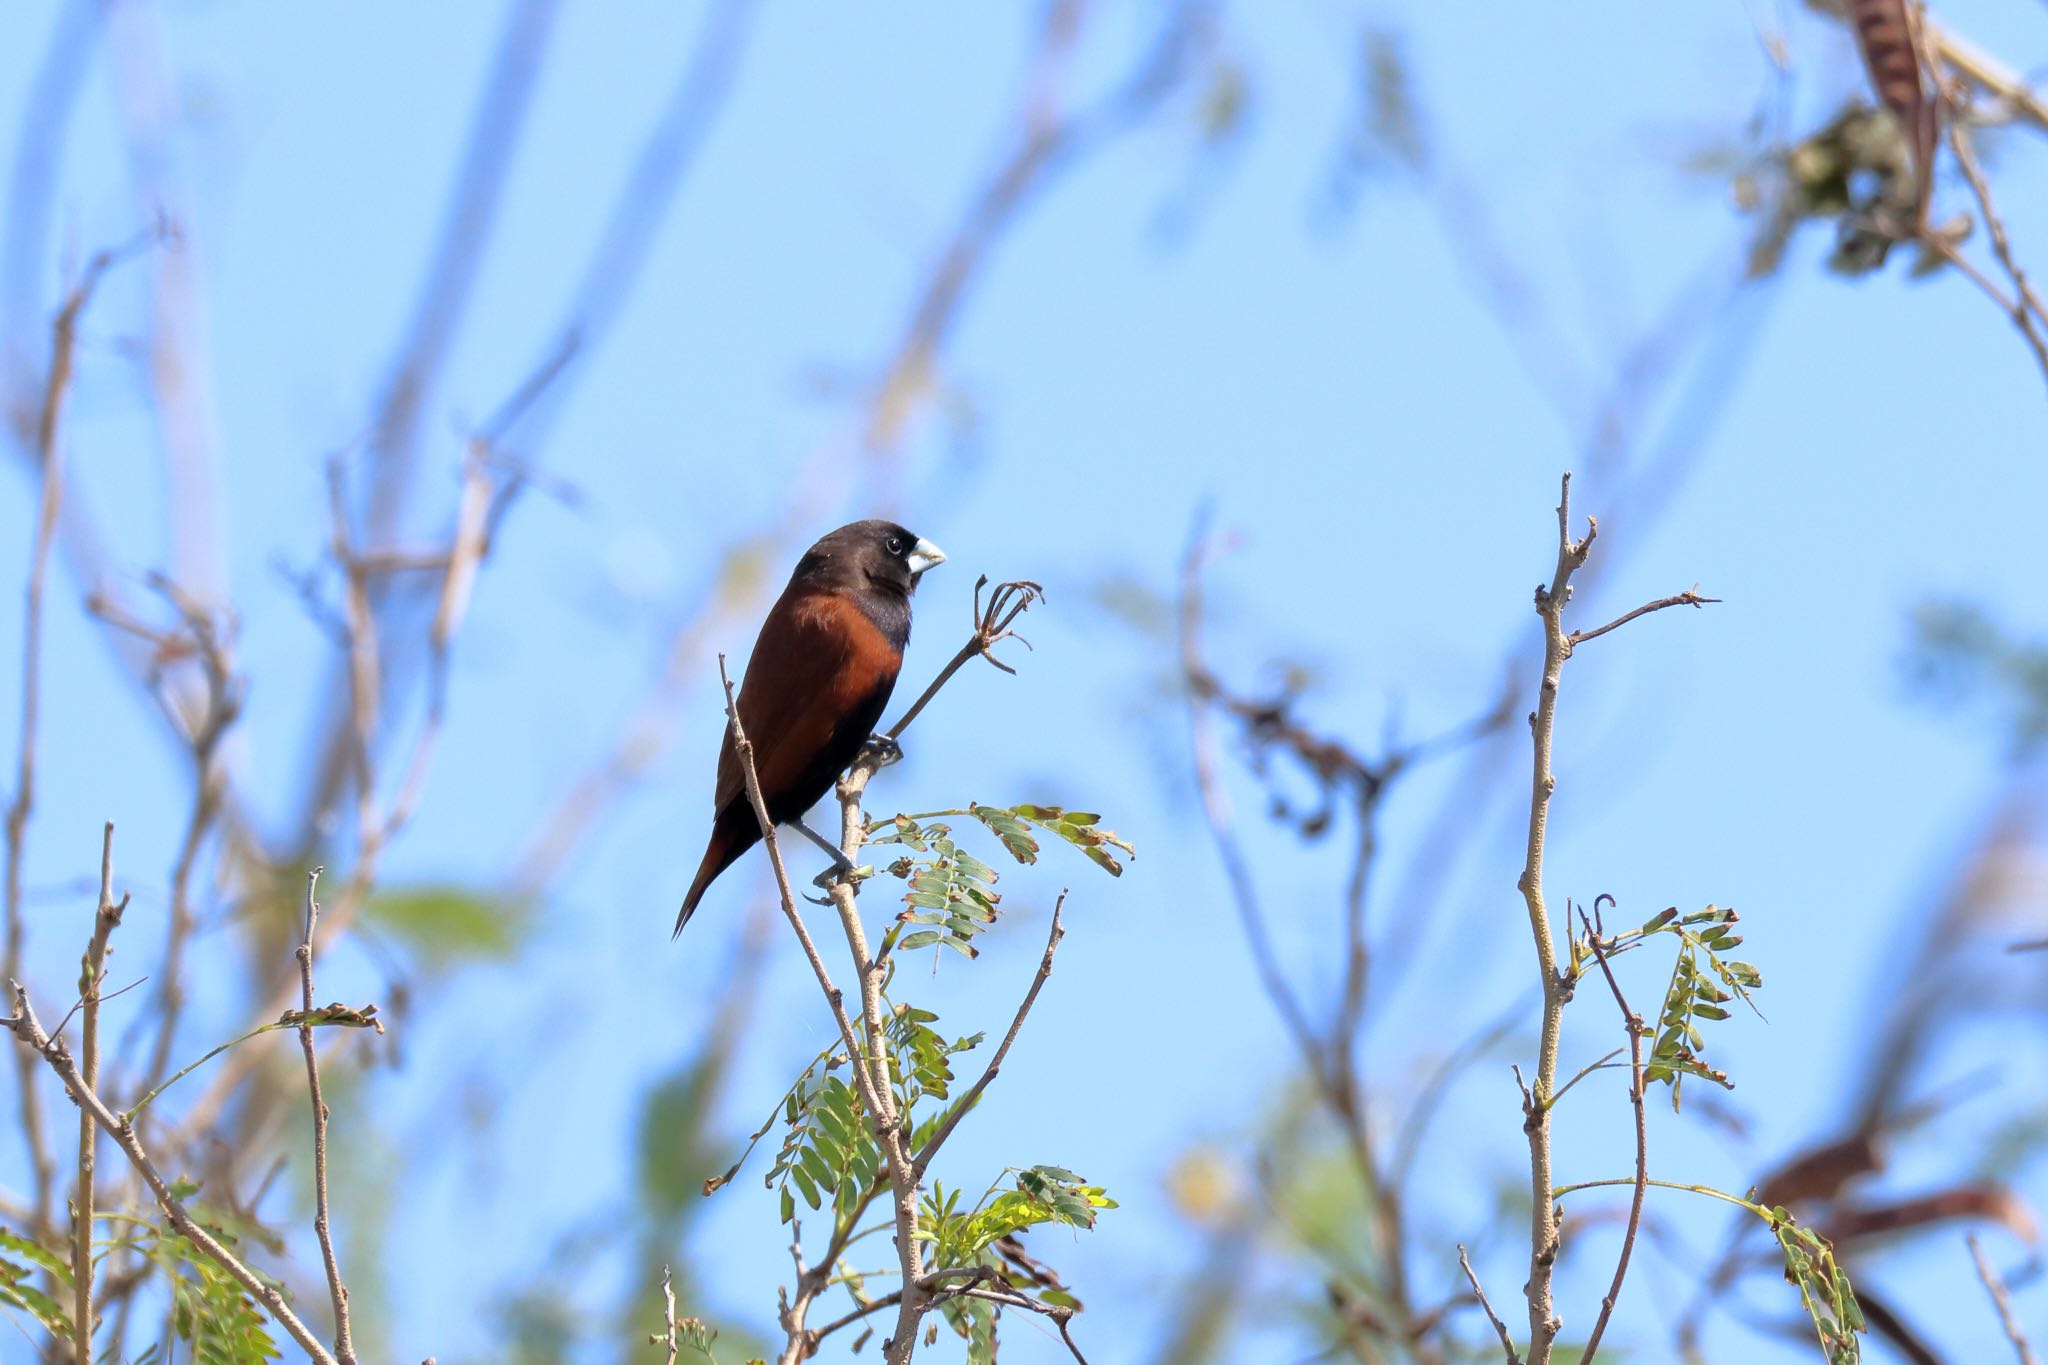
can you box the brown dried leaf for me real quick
[1757,1132,1886,1209]
[1822,1184,2039,1246]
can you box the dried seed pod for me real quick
[1847,0,1938,226]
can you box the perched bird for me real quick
[675,519,946,934]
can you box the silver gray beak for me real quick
[906,537,946,577]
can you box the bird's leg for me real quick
[859,733,903,767]
[793,818,855,869]
[793,818,874,903]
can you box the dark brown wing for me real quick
[676,586,902,934]
[717,586,903,820]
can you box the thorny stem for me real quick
[297,868,358,1364]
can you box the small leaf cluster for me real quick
[972,804,1133,877]
[886,1002,984,1122]
[766,1060,881,1225]
[870,805,1131,959]
[1594,904,1760,1111]
[870,818,1002,958]
[147,1226,284,1364]
[0,1226,72,1344]
[1769,1205,1865,1364]
[920,1167,1116,1364]
[4,1208,288,1363]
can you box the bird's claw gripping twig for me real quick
[807,863,875,903]
[860,733,903,767]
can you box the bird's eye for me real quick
[886,536,905,556]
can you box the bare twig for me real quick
[1929,20,2048,135]
[5,235,148,1241]
[1515,476,1711,1364]
[1517,475,1595,1365]
[1575,905,1649,1365]
[1458,1244,1520,1365]
[1968,1234,2040,1365]
[715,660,885,1121]
[296,868,358,1363]
[659,1264,681,1365]
[169,360,540,1150]
[1178,532,1324,1081]
[135,580,239,1097]
[291,0,562,858]
[912,894,1066,1179]
[1917,24,2048,390]
[5,984,340,1365]
[1565,588,1717,649]
[825,773,924,1365]
[883,577,1043,739]
[1177,518,1513,1351]
[72,822,127,1347]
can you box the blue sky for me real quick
[4,1,2048,1362]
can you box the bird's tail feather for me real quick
[673,812,756,937]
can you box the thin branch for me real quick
[290,0,562,863]
[719,658,925,1365]
[1968,1234,2040,1365]
[1548,1047,1628,1110]
[167,364,534,1149]
[1458,1245,1519,1365]
[135,579,238,1098]
[883,577,1043,739]
[715,660,885,1124]
[1178,515,1510,1348]
[4,984,340,1365]
[838,578,1064,1362]
[1178,531,1324,1082]
[1565,588,1717,649]
[5,234,148,1241]
[1518,473,1594,1365]
[1919,24,2048,390]
[296,868,358,1364]
[912,893,1066,1179]
[659,1264,681,1365]
[1575,906,1649,1365]
[824,773,923,1365]
[716,650,917,1358]
[1929,20,2048,135]
[72,822,127,1348]
[712,650,921,1365]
